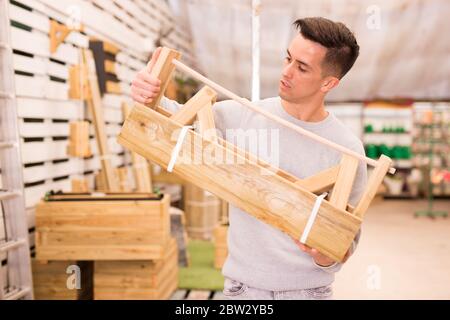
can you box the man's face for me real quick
[279,34,329,103]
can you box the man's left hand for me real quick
[292,238,351,267]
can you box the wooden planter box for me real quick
[213,225,228,269]
[35,193,170,261]
[94,238,178,300]
[32,260,93,300]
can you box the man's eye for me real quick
[285,56,291,62]
[298,66,306,72]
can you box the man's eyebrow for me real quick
[286,49,311,69]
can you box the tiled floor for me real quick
[171,199,450,300]
[334,198,450,299]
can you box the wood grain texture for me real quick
[354,155,393,219]
[35,194,171,260]
[94,238,178,300]
[122,103,153,192]
[117,104,362,261]
[83,49,120,192]
[330,154,359,210]
[170,86,217,125]
[146,47,181,109]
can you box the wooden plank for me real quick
[93,239,178,299]
[106,81,121,94]
[354,155,393,219]
[23,159,83,184]
[13,54,46,75]
[197,102,218,143]
[122,103,152,192]
[118,105,362,262]
[147,47,181,109]
[170,290,187,300]
[329,154,359,210]
[170,86,217,125]
[186,290,211,300]
[21,140,68,163]
[67,121,91,157]
[17,97,83,120]
[82,49,119,192]
[11,26,78,64]
[19,120,69,138]
[295,165,340,194]
[104,60,116,74]
[40,0,147,56]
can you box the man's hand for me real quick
[292,238,351,267]
[131,47,162,105]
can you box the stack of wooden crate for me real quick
[32,192,178,300]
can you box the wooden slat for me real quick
[197,102,218,143]
[82,49,119,192]
[118,104,362,262]
[329,154,359,210]
[354,155,393,219]
[122,103,152,192]
[146,47,181,109]
[170,86,217,125]
[295,165,340,194]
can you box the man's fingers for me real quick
[132,92,149,104]
[133,78,160,93]
[131,86,157,100]
[146,47,162,73]
[138,71,161,87]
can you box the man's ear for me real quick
[320,76,340,93]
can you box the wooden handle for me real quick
[146,47,182,109]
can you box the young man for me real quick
[131,17,367,300]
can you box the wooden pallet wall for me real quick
[0,0,195,293]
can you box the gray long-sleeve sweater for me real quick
[161,96,367,291]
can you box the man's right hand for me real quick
[131,47,162,105]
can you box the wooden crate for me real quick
[184,184,221,240]
[94,238,178,300]
[35,193,171,260]
[32,260,93,300]
[213,225,228,269]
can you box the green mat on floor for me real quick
[178,240,224,291]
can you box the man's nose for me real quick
[282,62,295,79]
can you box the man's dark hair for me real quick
[293,17,359,79]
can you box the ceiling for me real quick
[168,0,449,102]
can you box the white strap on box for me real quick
[300,192,328,244]
[167,125,194,172]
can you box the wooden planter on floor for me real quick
[94,238,178,300]
[35,192,170,261]
[32,260,93,300]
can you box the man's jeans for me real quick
[223,277,333,300]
